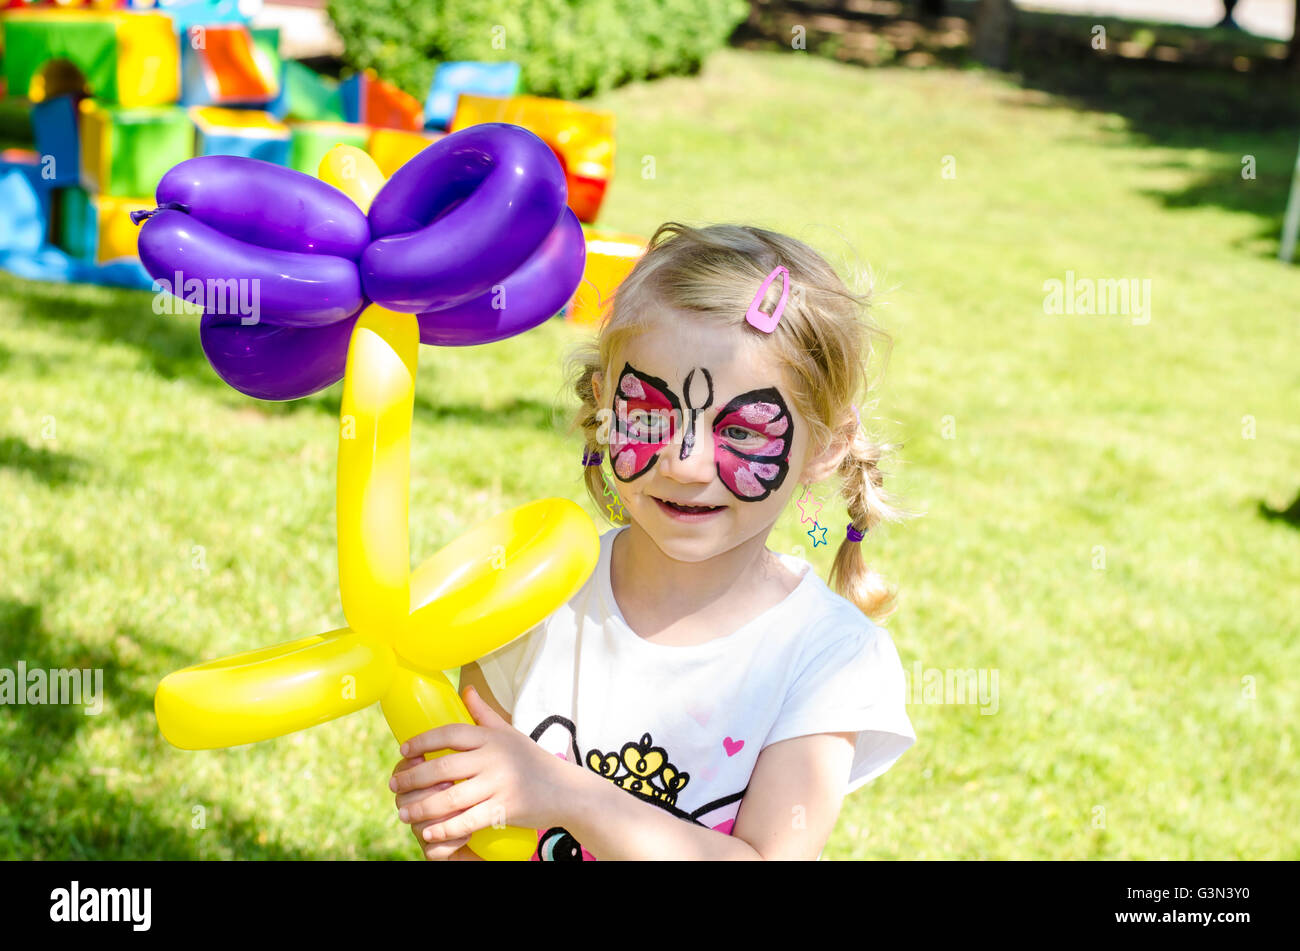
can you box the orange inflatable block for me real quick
[366,127,443,178]
[568,230,646,326]
[341,69,423,132]
[450,94,614,223]
[180,24,279,106]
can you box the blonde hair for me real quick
[565,222,911,621]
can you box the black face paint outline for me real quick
[679,367,714,461]
[609,361,681,482]
[711,386,795,503]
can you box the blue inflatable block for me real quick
[0,246,82,284]
[145,0,250,30]
[196,130,291,165]
[0,170,47,256]
[266,62,289,121]
[424,62,521,130]
[30,97,81,187]
[0,159,51,243]
[338,72,363,124]
[87,258,155,291]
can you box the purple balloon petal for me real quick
[199,312,359,401]
[417,207,586,346]
[362,123,569,314]
[140,211,364,329]
[157,156,371,259]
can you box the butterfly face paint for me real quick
[608,361,796,503]
[609,363,681,481]
[712,388,794,501]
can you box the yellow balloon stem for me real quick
[381,663,538,861]
[338,305,419,634]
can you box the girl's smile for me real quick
[651,496,728,520]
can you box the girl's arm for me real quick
[553,731,857,860]
[393,688,857,860]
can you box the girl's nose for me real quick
[657,415,715,483]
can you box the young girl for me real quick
[389,222,916,860]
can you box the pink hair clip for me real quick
[745,265,790,334]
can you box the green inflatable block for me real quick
[271,60,346,123]
[2,10,181,107]
[3,16,119,103]
[56,187,94,262]
[80,103,195,198]
[287,121,369,175]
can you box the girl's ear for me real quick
[801,432,850,484]
[592,370,604,405]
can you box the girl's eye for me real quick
[722,425,758,442]
[627,410,671,440]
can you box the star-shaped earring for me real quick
[807,522,828,547]
[797,486,822,525]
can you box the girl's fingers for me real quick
[390,750,482,794]
[406,777,492,827]
[400,723,485,758]
[392,755,425,776]
[420,833,471,861]
[420,794,501,842]
[396,780,452,810]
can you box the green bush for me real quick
[326,0,750,101]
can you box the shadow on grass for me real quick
[733,0,1300,259]
[0,596,315,859]
[0,434,89,487]
[1259,490,1300,527]
[7,275,565,431]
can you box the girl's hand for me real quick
[389,685,573,842]
[390,755,477,860]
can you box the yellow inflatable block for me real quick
[569,231,647,326]
[95,194,154,264]
[115,11,181,106]
[366,127,443,178]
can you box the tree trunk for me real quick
[973,0,1016,70]
[1289,0,1300,68]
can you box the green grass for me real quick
[2,48,1298,859]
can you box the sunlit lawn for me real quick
[2,48,1297,859]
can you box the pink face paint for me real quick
[608,362,681,482]
[712,387,795,501]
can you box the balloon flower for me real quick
[140,127,598,860]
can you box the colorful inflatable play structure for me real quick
[0,0,646,323]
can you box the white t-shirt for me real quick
[476,525,916,861]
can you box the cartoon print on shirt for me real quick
[606,362,795,502]
[527,716,747,861]
[586,732,690,806]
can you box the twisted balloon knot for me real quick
[130,201,190,226]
